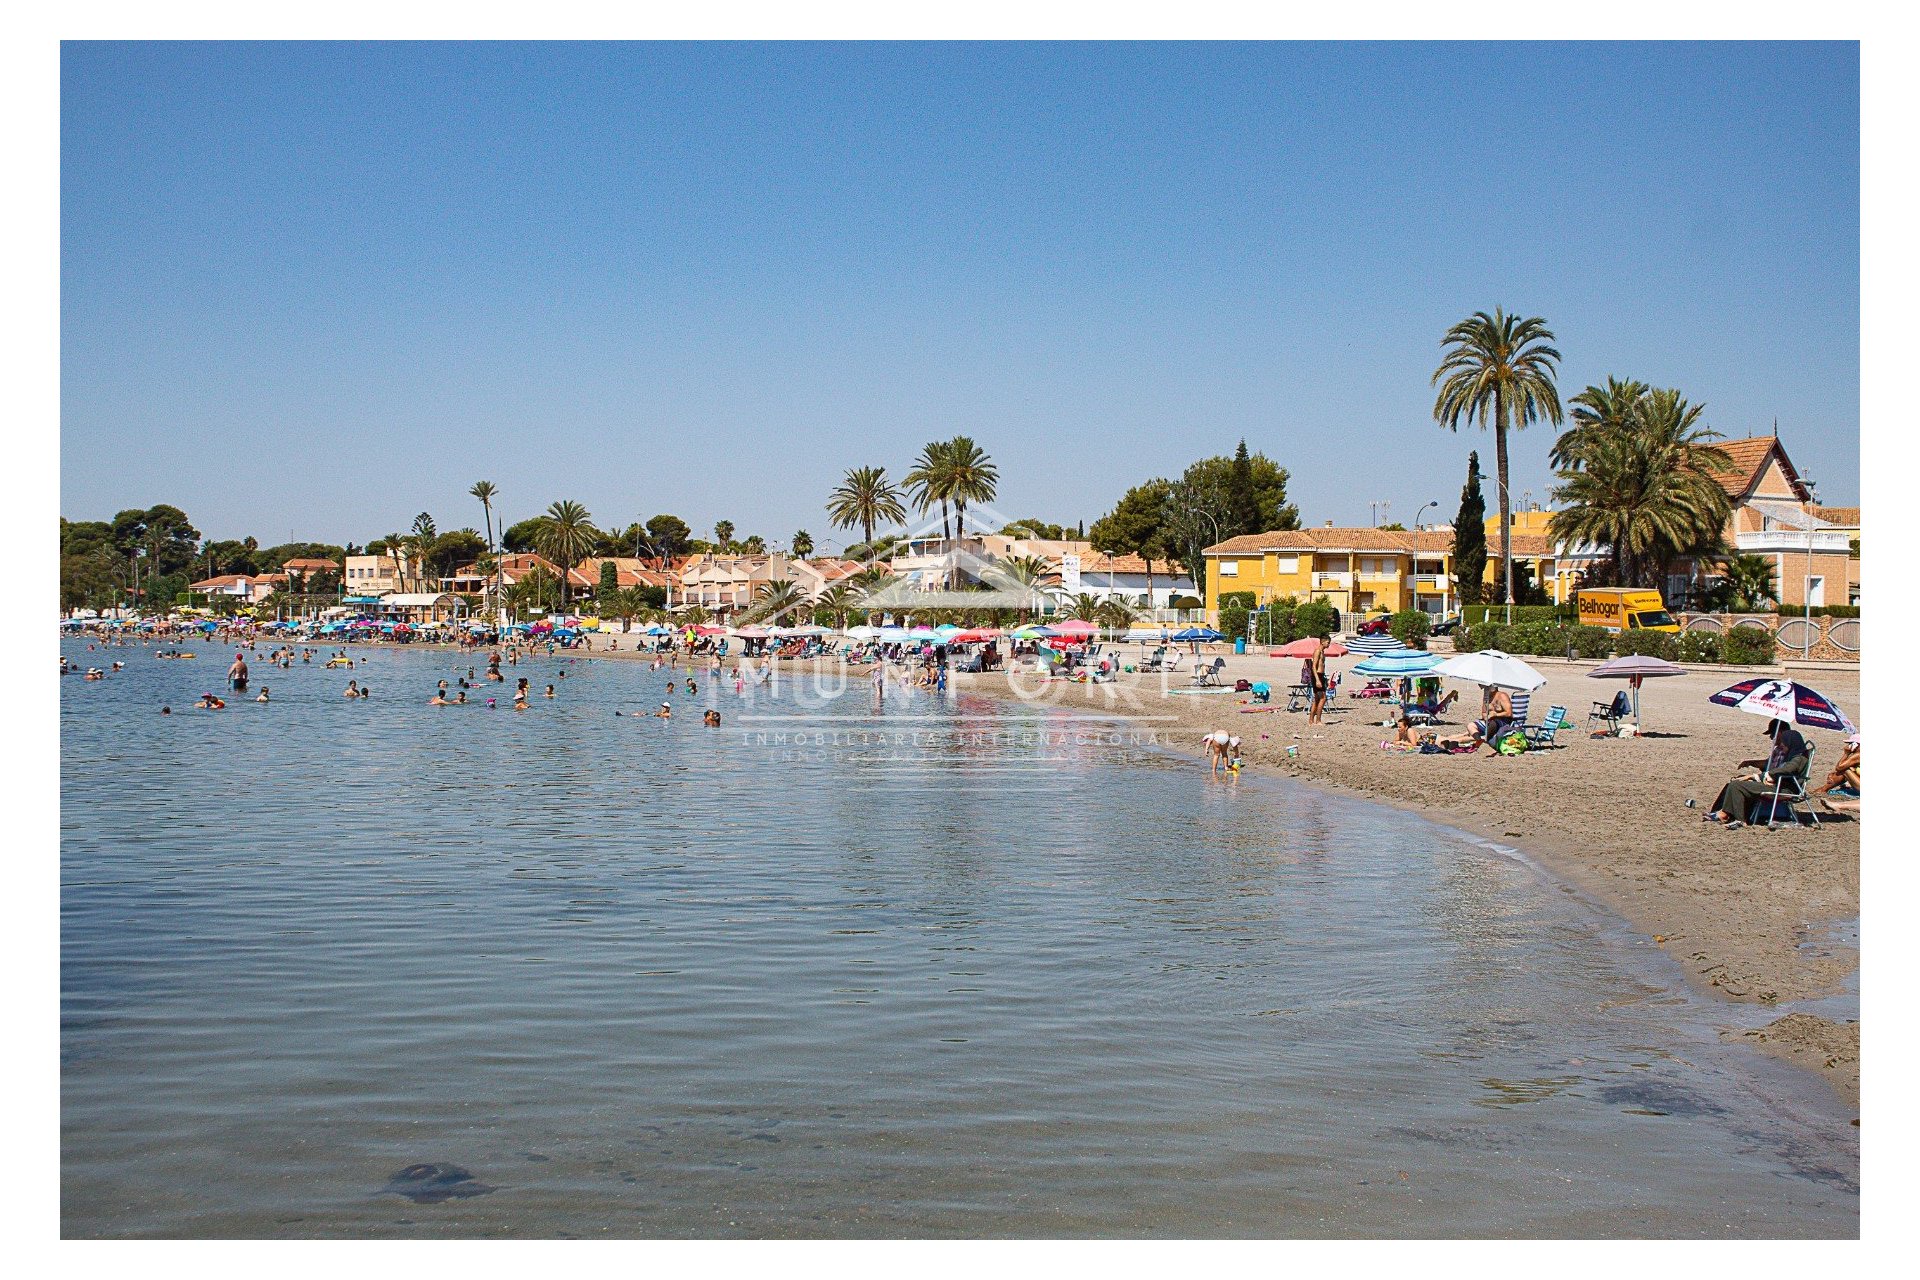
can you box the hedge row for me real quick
[1462,604,1570,626]
[1454,622,1776,665]
[1772,604,1861,619]
[1219,597,1340,646]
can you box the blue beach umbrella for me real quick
[1170,627,1224,641]
[1345,632,1406,656]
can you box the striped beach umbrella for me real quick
[1352,649,1445,678]
[1345,632,1405,656]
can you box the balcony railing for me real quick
[1312,572,1351,589]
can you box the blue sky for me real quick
[61,41,1859,548]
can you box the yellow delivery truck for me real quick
[1576,588,1679,633]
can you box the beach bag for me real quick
[1495,731,1527,756]
[1234,678,1252,692]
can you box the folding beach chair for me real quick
[1192,657,1226,687]
[1749,746,1820,829]
[1588,688,1631,733]
[1522,705,1569,748]
[1140,645,1167,672]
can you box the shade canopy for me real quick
[844,625,882,639]
[1435,649,1547,692]
[1708,678,1854,733]
[1048,619,1099,636]
[732,626,773,638]
[1171,627,1225,641]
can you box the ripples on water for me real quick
[60,644,1857,1237]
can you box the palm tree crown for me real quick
[1432,309,1563,606]
[826,465,907,552]
[531,500,598,606]
[1548,383,1734,592]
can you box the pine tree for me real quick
[1452,452,1487,606]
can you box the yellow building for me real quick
[1203,524,1562,624]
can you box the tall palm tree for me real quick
[382,531,406,595]
[904,441,956,541]
[826,465,907,554]
[470,480,498,613]
[941,436,999,535]
[1548,385,1733,589]
[1066,592,1103,621]
[791,529,814,558]
[531,500,598,608]
[1432,309,1564,611]
[751,579,803,624]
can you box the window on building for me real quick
[1218,561,1239,577]
[1275,556,1298,574]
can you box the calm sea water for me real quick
[61,641,1857,1238]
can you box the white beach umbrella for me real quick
[845,625,881,639]
[1434,649,1546,692]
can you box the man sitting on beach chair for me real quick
[1141,645,1167,672]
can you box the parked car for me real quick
[1429,612,1462,635]
[1356,614,1394,636]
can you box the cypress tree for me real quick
[1226,439,1260,537]
[1452,451,1487,606]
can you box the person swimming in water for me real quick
[196,692,226,709]
[544,684,556,698]
[703,709,721,727]
[228,653,249,690]
[344,680,360,698]
[656,702,672,719]
[430,688,454,705]
[256,686,270,703]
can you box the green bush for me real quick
[1569,625,1612,659]
[1614,629,1679,660]
[1295,598,1338,639]
[1463,604,1564,627]
[1220,604,1251,642]
[1218,591,1256,610]
[1721,625,1777,665]
[1456,622,1501,653]
[1677,630,1722,664]
[1388,608,1431,650]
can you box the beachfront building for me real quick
[885,535,1196,617]
[371,592,465,625]
[188,573,260,602]
[344,552,427,596]
[667,553,857,615]
[1694,434,1855,609]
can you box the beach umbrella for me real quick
[692,624,730,636]
[1170,627,1224,641]
[642,623,672,636]
[1352,649,1445,678]
[784,624,830,636]
[1708,677,1854,733]
[1049,619,1099,637]
[1435,649,1546,692]
[735,625,773,638]
[934,623,963,636]
[845,625,881,639]
[1345,632,1405,656]
[948,628,1001,643]
[1271,637,1349,658]
[1588,654,1686,727]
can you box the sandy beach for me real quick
[930,643,1863,1108]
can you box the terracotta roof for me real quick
[1077,551,1191,577]
[1812,505,1859,526]
[280,557,340,572]
[189,574,253,590]
[1705,435,1809,501]
[1205,527,1426,554]
[1207,528,1559,558]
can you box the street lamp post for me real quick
[1801,481,1818,659]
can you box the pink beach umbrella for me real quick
[1270,637,1349,658]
